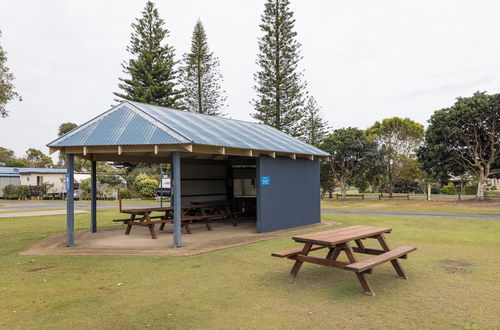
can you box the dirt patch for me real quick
[439,260,473,273]
[26,266,55,273]
[439,260,472,267]
[19,219,340,257]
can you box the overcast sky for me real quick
[1,0,500,158]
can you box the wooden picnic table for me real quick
[272,225,416,296]
[114,202,240,239]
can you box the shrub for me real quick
[440,184,456,195]
[119,189,132,199]
[133,173,150,190]
[2,185,30,199]
[464,185,477,195]
[138,178,158,198]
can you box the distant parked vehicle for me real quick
[156,175,171,202]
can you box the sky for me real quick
[1,0,500,158]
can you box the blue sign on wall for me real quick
[260,176,271,186]
[65,173,70,190]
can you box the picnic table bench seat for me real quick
[271,245,327,258]
[344,245,416,273]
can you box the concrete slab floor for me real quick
[20,219,339,256]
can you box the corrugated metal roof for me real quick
[0,167,66,175]
[47,101,329,156]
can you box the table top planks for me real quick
[292,225,392,246]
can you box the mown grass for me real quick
[321,198,500,215]
[0,206,499,329]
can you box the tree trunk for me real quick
[328,190,333,199]
[476,170,487,200]
[340,181,347,200]
[387,183,394,198]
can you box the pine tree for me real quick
[114,1,182,108]
[0,30,21,118]
[251,0,306,137]
[301,96,329,146]
[180,20,226,116]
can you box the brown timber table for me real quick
[272,225,416,296]
[115,202,240,239]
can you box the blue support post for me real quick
[172,151,182,247]
[66,153,75,247]
[160,163,163,208]
[90,160,97,233]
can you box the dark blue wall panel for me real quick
[256,156,320,232]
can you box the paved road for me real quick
[0,210,89,218]
[0,201,155,212]
[322,209,500,220]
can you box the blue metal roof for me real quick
[0,167,66,176]
[47,101,329,156]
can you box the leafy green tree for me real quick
[0,30,21,118]
[366,117,424,197]
[180,20,226,116]
[25,148,53,168]
[0,146,14,164]
[5,157,29,168]
[114,1,182,108]
[321,128,382,199]
[55,122,86,170]
[251,0,306,137]
[301,95,329,146]
[58,122,78,136]
[418,91,500,199]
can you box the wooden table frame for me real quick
[273,226,416,296]
[115,203,240,239]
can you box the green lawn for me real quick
[321,198,500,215]
[0,206,499,329]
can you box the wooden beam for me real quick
[154,145,159,155]
[48,147,58,155]
[82,154,166,163]
[83,146,88,156]
[268,151,276,158]
[183,144,193,152]
[118,145,122,155]
[307,155,314,161]
[289,153,296,160]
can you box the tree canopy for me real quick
[251,0,306,137]
[418,91,500,199]
[320,128,381,198]
[180,20,226,116]
[114,1,182,108]
[301,96,329,147]
[25,148,53,168]
[58,122,78,136]
[366,117,424,196]
[0,30,21,118]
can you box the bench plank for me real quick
[344,245,416,273]
[271,244,326,258]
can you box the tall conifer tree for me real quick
[251,0,306,136]
[301,95,329,146]
[114,2,182,107]
[180,20,226,116]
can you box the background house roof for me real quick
[0,167,66,177]
[47,101,329,157]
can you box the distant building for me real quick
[0,167,67,197]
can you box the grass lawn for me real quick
[321,198,500,215]
[0,206,499,329]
